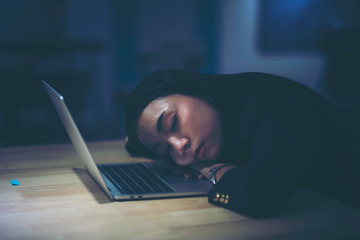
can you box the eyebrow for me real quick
[157,111,164,133]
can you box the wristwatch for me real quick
[209,164,229,185]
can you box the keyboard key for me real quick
[98,163,175,195]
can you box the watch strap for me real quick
[209,164,230,185]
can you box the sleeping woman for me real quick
[124,70,360,217]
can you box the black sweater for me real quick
[208,73,360,217]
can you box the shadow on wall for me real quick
[0,1,104,146]
[0,0,220,147]
[257,0,360,122]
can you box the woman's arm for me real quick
[205,99,326,218]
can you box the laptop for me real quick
[42,80,212,201]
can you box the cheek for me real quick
[184,111,213,135]
[180,101,220,137]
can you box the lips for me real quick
[194,142,204,161]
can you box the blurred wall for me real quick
[220,0,360,123]
[219,0,326,91]
[0,0,359,147]
[0,0,219,146]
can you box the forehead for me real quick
[136,96,170,148]
[142,97,169,117]
[140,94,186,120]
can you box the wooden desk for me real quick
[1,140,360,239]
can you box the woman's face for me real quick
[137,94,224,166]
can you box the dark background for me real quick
[0,0,359,147]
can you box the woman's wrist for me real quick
[202,163,235,184]
[214,165,235,183]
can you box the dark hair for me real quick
[125,70,216,158]
[124,70,290,158]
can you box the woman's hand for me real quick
[153,160,235,182]
[153,160,206,178]
[185,162,236,182]
[198,163,236,182]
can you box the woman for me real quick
[125,70,360,217]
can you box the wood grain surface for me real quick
[1,140,359,240]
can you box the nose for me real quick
[168,136,190,154]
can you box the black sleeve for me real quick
[208,99,326,218]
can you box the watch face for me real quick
[209,168,217,184]
[209,164,230,185]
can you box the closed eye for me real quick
[171,114,178,132]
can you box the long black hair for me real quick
[124,70,293,158]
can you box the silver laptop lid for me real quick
[42,80,113,200]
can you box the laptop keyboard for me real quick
[98,163,175,195]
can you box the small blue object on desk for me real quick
[10,179,20,186]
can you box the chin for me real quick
[176,158,195,166]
